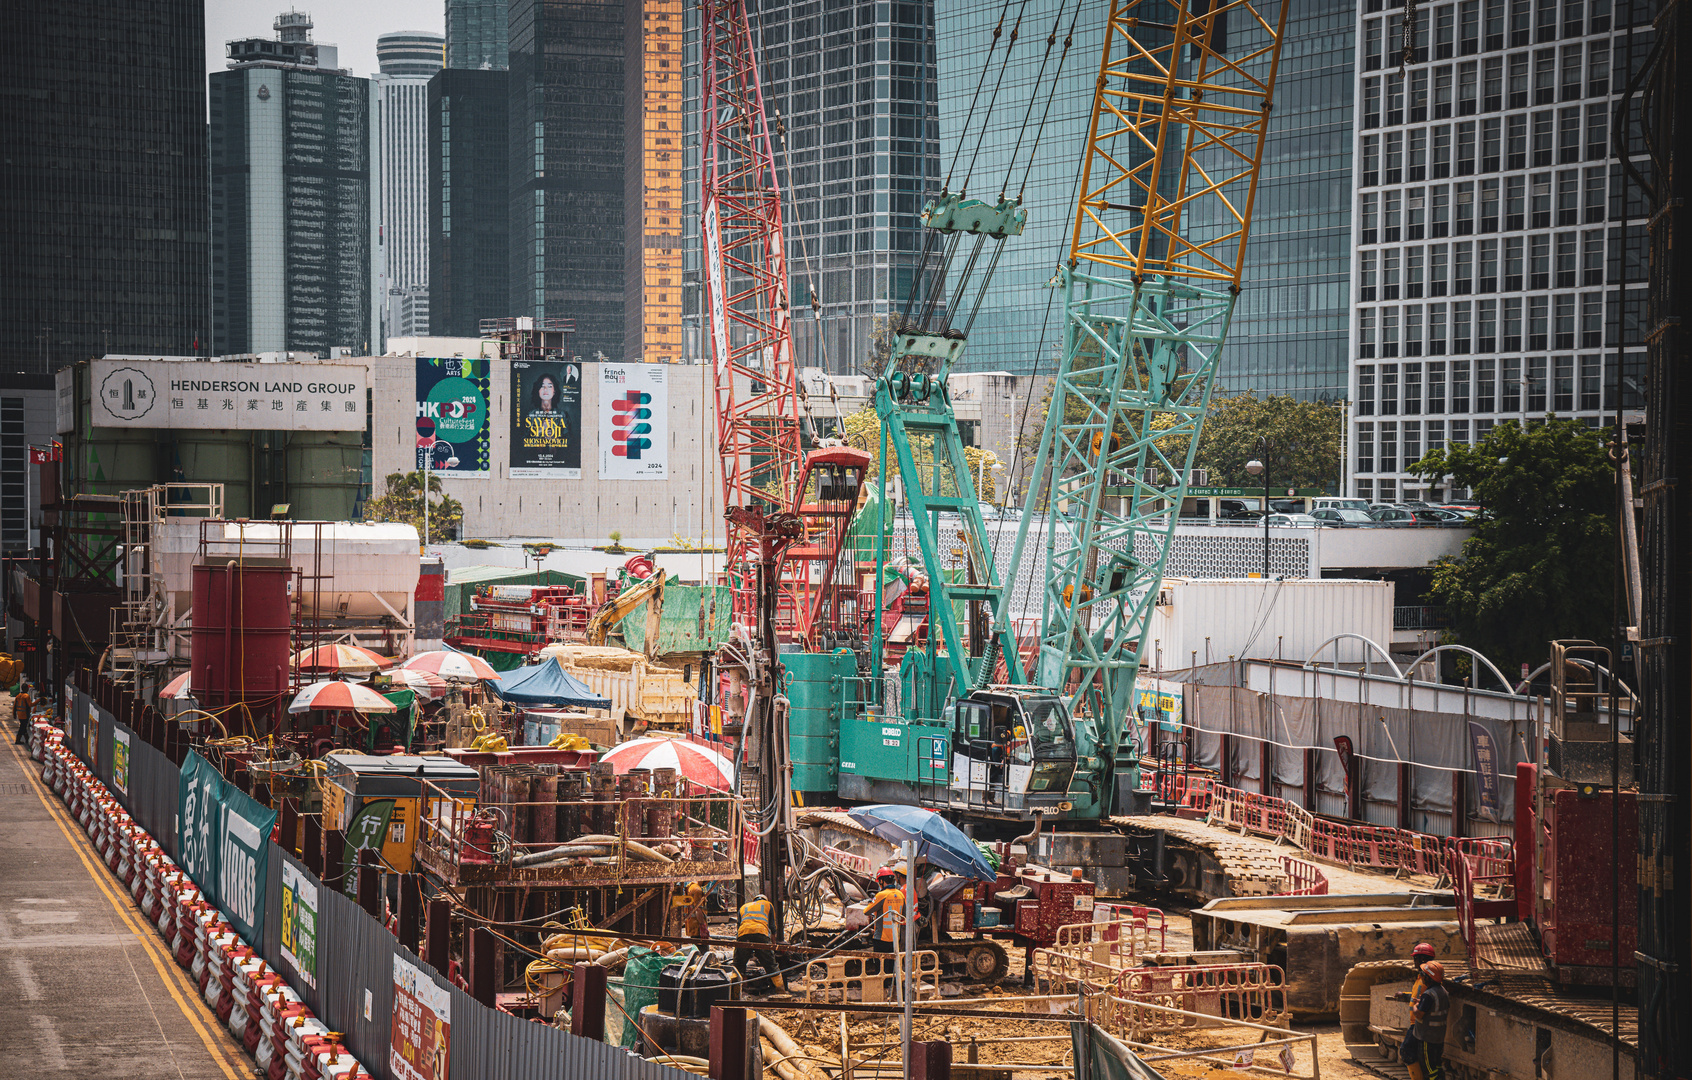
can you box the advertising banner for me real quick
[1468,720,1501,821]
[90,359,367,430]
[176,752,277,941]
[280,861,319,989]
[416,357,491,478]
[112,727,130,796]
[599,363,668,480]
[1132,676,1185,732]
[390,953,452,1080]
[341,798,395,896]
[509,358,583,478]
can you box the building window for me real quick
[1431,243,1450,295]
[1428,361,1448,412]
[1408,187,1426,239]
[1476,418,1496,442]
[1385,190,1403,242]
[1383,248,1401,299]
[1484,56,1505,111]
[1380,422,1399,472]
[1478,238,1499,291]
[1408,309,1425,357]
[1364,78,1382,128]
[1452,359,1472,412]
[1558,169,1580,225]
[1387,131,1406,185]
[1502,356,1523,410]
[1556,233,1578,287]
[1360,251,1378,302]
[1481,176,1501,229]
[1585,165,1606,223]
[1532,110,1555,166]
[1558,107,1581,164]
[1536,0,1558,40]
[1408,246,1426,297]
[1404,362,1424,411]
[1474,298,1494,351]
[1437,6,1457,57]
[1486,0,1507,48]
[1553,354,1575,411]
[1383,308,1401,358]
[1361,192,1380,243]
[1560,43,1583,100]
[1359,365,1377,415]
[1582,230,1605,286]
[1378,478,1398,502]
[1476,357,1497,411]
[1509,51,1530,108]
[1358,424,1376,472]
[1451,418,1471,445]
[1429,304,1448,354]
[1455,242,1474,294]
[1435,67,1454,118]
[1432,185,1451,236]
[1456,180,1476,233]
[1528,356,1549,411]
[1433,127,1453,180]
[1563,0,1585,36]
[1357,479,1375,502]
[1362,135,1381,186]
[1530,234,1551,289]
[1582,292,1603,347]
[1529,295,1550,349]
[1579,354,1602,410]
[1404,421,1423,466]
[1458,299,1477,351]
[1504,235,1525,289]
[1382,363,1400,413]
[1506,174,1527,228]
[1586,102,1608,161]
[1392,73,1410,124]
[1588,41,1610,95]
[1359,308,1377,358]
[1555,293,1576,348]
[1365,18,1384,70]
[1459,63,1479,117]
[1428,419,1447,456]
[1531,172,1553,226]
[1535,49,1557,104]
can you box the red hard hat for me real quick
[1412,942,1436,958]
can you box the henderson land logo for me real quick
[99,365,157,421]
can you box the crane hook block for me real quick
[921,192,1027,239]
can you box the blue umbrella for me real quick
[846,804,997,882]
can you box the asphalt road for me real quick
[0,732,250,1080]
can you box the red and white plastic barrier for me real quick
[31,726,370,1080]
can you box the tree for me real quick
[1191,393,1343,489]
[837,406,997,501]
[363,471,463,543]
[1406,418,1615,672]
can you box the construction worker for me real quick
[1400,959,1450,1080]
[865,866,908,955]
[681,882,708,939]
[12,681,32,746]
[735,893,778,992]
[1409,941,1437,999]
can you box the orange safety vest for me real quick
[738,898,773,938]
[869,887,907,943]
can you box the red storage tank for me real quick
[191,561,293,726]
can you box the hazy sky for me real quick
[206,1,445,79]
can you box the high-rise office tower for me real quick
[681,1,941,373]
[625,0,684,363]
[0,1,208,372]
[1346,0,1652,503]
[447,0,510,71]
[210,12,380,356]
[509,0,626,360]
[430,69,510,336]
[377,31,445,340]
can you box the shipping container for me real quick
[1143,577,1394,671]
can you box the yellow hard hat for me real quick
[687,883,704,897]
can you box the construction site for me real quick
[3,1,1688,1079]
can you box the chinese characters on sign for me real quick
[1467,720,1501,821]
[89,360,367,430]
[390,954,451,1080]
[509,359,583,478]
[416,357,491,478]
[280,861,319,989]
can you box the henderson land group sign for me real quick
[87,359,368,430]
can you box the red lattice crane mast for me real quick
[701,0,806,630]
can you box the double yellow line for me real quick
[6,738,249,1080]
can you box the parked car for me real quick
[1414,508,1471,526]
[1309,507,1376,527]
[1223,510,1265,523]
[1313,497,1373,514]
[1368,506,1419,526]
[1267,513,1319,527]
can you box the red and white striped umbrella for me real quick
[601,737,736,792]
[160,670,193,701]
[289,679,399,714]
[400,650,501,682]
[293,643,389,673]
[381,667,450,701]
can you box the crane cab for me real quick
[945,686,1078,809]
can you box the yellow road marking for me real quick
[6,738,248,1080]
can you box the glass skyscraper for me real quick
[935,0,1351,400]
[446,0,510,71]
[509,0,626,360]
[210,14,379,356]
[681,1,941,374]
[0,0,208,372]
[430,70,510,337]
[377,32,445,340]
[1345,0,1652,503]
